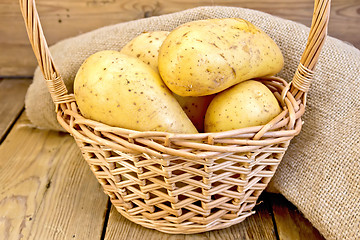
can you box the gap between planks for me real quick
[267,193,325,240]
[0,78,31,143]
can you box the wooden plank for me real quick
[1,0,359,76]
[0,79,31,141]
[104,197,277,240]
[268,193,325,240]
[0,113,108,239]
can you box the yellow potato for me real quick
[121,31,213,132]
[173,94,214,132]
[204,80,282,132]
[159,18,284,96]
[74,50,198,133]
[120,31,170,73]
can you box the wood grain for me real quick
[0,113,108,239]
[1,0,359,76]
[268,193,325,240]
[104,198,277,240]
[0,79,31,141]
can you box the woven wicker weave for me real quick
[19,0,330,234]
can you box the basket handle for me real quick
[20,0,330,105]
[290,0,331,96]
[19,0,75,108]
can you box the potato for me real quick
[158,18,284,96]
[120,31,213,132]
[120,31,170,73]
[74,50,198,133]
[204,80,282,132]
[173,94,214,132]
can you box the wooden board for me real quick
[1,0,359,76]
[268,193,325,240]
[0,79,31,141]
[104,197,277,240]
[0,113,108,239]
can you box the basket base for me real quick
[114,205,255,234]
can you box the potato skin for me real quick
[158,18,284,96]
[204,80,282,132]
[121,31,214,132]
[120,31,170,73]
[74,50,197,133]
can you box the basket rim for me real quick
[56,76,304,141]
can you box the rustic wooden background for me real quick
[0,0,359,77]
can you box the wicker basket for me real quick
[20,0,330,234]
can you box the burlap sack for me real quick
[25,6,360,240]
